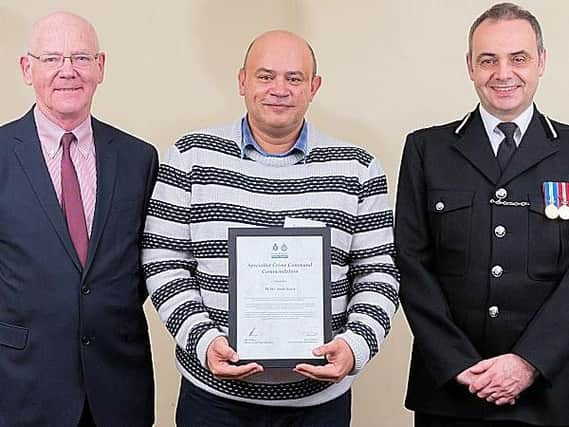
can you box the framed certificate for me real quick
[228,227,332,367]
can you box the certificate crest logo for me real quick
[271,242,289,259]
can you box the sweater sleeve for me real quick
[141,144,224,369]
[335,157,400,373]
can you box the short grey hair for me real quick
[468,2,544,56]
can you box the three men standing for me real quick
[397,3,569,426]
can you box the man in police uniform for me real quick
[396,3,569,426]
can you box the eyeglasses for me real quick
[27,52,99,70]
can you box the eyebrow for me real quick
[255,68,275,74]
[254,68,306,77]
[285,71,306,78]
[36,50,93,56]
[477,50,530,59]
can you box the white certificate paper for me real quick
[228,227,331,367]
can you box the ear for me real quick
[95,51,106,84]
[238,68,246,96]
[466,52,475,81]
[19,55,33,86]
[309,75,322,101]
[538,48,547,77]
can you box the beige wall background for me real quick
[2,1,569,426]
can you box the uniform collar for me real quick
[479,104,534,147]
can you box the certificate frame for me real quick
[228,227,332,368]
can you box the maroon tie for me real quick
[61,132,89,267]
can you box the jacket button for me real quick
[488,306,499,318]
[491,265,503,278]
[81,336,91,346]
[81,286,91,295]
[494,225,506,238]
[435,201,445,211]
[495,188,508,199]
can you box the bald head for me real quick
[27,12,100,54]
[242,30,317,78]
[20,11,105,130]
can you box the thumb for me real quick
[212,337,239,362]
[469,358,493,374]
[313,342,334,357]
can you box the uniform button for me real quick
[488,306,499,318]
[81,336,91,346]
[491,265,503,278]
[435,201,445,211]
[81,286,91,295]
[495,188,508,199]
[494,225,506,238]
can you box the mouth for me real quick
[490,85,520,96]
[263,103,293,109]
[54,87,82,92]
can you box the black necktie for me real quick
[496,122,518,172]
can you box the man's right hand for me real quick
[206,336,263,380]
[456,367,479,386]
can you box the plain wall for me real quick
[2,1,569,426]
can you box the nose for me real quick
[269,76,289,97]
[58,57,76,77]
[495,59,513,80]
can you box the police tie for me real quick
[60,132,89,267]
[496,122,518,172]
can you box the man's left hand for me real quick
[467,353,538,405]
[293,338,355,383]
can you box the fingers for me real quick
[294,363,345,383]
[212,340,239,363]
[312,339,340,357]
[206,336,263,380]
[468,358,494,374]
[494,396,517,406]
[468,374,492,394]
[211,362,263,380]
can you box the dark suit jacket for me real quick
[396,107,569,425]
[0,109,157,427]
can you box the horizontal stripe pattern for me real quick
[142,121,399,406]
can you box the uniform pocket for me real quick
[0,321,29,350]
[428,190,474,276]
[527,194,564,280]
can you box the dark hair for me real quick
[468,2,544,55]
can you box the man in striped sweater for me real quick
[142,30,399,426]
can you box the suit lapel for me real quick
[499,111,559,185]
[452,110,501,185]
[12,109,83,271]
[83,118,118,277]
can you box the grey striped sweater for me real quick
[141,119,399,406]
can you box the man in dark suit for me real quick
[396,3,569,426]
[0,12,156,427]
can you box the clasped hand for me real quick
[456,353,538,406]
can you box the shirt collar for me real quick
[34,106,95,159]
[240,116,308,159]
[479,103,534,146]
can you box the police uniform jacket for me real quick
[396,107,569,425]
